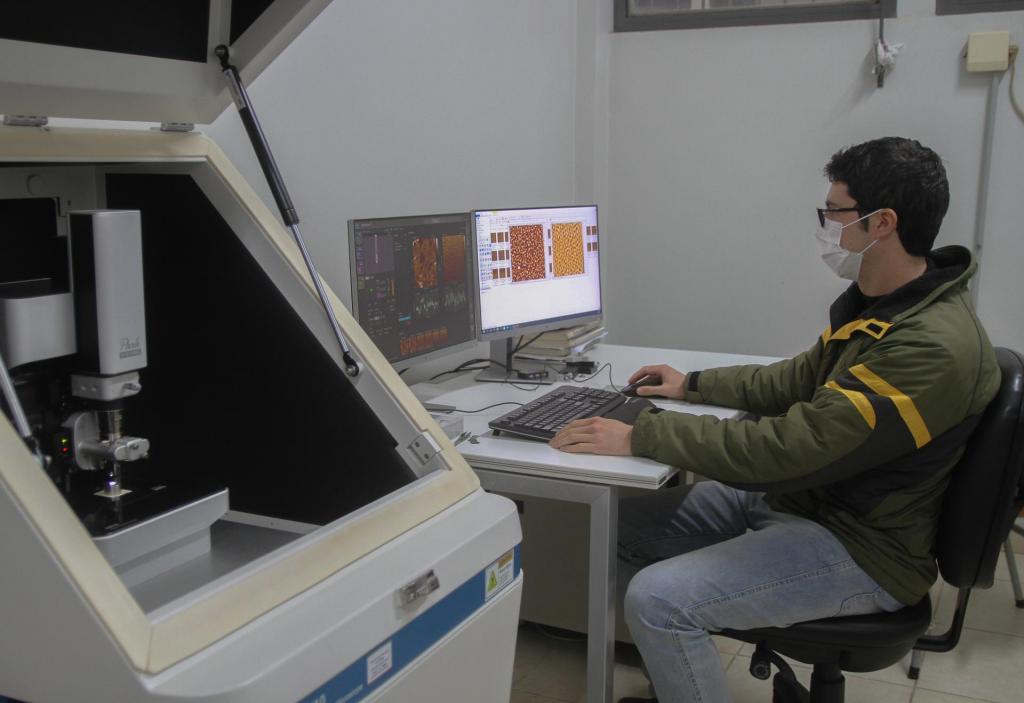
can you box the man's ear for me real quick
[873,208,899,239]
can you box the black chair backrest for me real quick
[936,347,1024,589]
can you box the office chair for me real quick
[716,347,1024,703]
[1005,518,1024,608]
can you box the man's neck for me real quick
[858,254,928,297]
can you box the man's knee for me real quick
[624,563,699,634]
[624,567,659,631]
[625,552,742,636]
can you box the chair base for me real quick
[719,595,931,674]
[1005,537,1024,607]
[752,643,844,703]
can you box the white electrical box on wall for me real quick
[966,31,1011,72]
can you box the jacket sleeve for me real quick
[631,332,991,492]
[685,339,825,416]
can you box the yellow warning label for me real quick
[485,549,515,600]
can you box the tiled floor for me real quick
[509,529,1024,703]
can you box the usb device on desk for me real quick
[564,360,596,374]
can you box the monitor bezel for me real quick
[347,212,479,372]
[472,204,603,343]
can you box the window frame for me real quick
[936,0,1024,15]
[614,0,896,32]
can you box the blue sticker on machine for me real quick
[297,544,521,703]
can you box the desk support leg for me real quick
[588,486,617,703]
[471,469,620,703]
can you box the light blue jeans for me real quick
[619,481,904,703]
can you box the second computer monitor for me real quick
[349,212,476,370]
[474,205,601,341]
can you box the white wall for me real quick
[200,0,583,381]
[603,5,1024,359]
[206,0,579,313]
[203,1,1022,369]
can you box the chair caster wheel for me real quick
[772,671,809,703]
[750,648,772,680]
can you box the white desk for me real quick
[413,344,780,703]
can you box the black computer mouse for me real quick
[621,374,661,397]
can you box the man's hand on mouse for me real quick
[627,364,687,400]
[549,417,633,455]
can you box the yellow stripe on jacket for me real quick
[849,364,932,448]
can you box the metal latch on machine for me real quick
[2,115,48,127]
[407,432,442,466]
[160,122,195,132]
[396,570,440,607]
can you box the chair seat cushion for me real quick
[717,594,932,672]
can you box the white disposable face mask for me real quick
[815,210,881,281]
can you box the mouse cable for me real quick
[453,401,525,414]
[565,362,618,391]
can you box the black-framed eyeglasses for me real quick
[816,207,862,227]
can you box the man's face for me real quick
[824,182,873,252]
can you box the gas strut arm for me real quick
[0,347,44,466]
[215,44,360,377]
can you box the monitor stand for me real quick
[475,339,556,385]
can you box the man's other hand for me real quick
[549,417,633,455]
[627,364,687,400]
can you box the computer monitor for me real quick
[473,205,601,383]
[348,213,477,371]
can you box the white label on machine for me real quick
[366,641,393,684]
[485,549,515,600]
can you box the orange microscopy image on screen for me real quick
[510,224,545,282]
[413,237,438,288]
[442,235,465,284]
[551,222,584,277]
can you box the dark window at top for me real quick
[615,0,896,31]
[230,0,278,44]
[936,0,1024,13]
[1,1,210,64]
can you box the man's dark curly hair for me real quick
[824,137,949,256]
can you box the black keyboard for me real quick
[488,385,654,441]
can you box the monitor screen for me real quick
[474,205,601,339]
[349,213,476,369]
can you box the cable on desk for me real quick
[505,380,545,391]
[564,362,618,391]
[427,356,577,391]
[494,361,616,391]
[512,332,546,355]
[428,358,505,381]
[453,401,525,414]
[501,363,565,391]
[438,359,561,391]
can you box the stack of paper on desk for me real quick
[516,322,606,360]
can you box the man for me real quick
[549,137,1000,703]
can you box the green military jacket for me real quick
[630,246,999,604]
